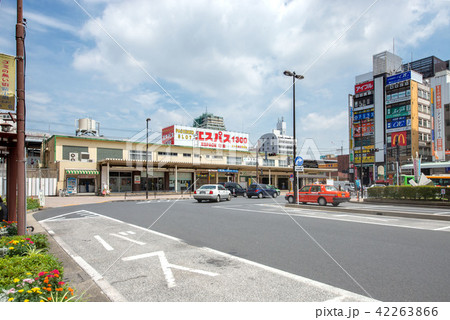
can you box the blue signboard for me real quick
[386,117,411,130]
[386,71,411,85]
[217,169,239,173]
[354,111,374,122]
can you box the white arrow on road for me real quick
[122,251,219,288]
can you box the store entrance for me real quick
[78,178,95,193]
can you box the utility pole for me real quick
[16,0,27,235]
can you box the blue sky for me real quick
[1,0,449,156]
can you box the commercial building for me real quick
[42,127,337,195]
[350,51,450,185]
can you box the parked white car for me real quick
[193,184,231,202]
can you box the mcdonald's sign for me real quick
[391,131,407,147]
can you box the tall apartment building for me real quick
[192,112,226,131]
[258,118,294,156]
[350,51,450,185]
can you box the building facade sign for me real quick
[391,131,407,147]
[386,116,411,133]
[162,125,249,151]
[386,71,411,85]
[355,80,374,94]
[353,122,374,137]
[386,104,411,119]
[353,110,374,122]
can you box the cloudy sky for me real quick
[1,0,449,155]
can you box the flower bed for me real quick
[0,226,79,302]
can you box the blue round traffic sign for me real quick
[295,156,303,166]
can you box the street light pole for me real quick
[146,118,151,199]
[284,70,304,205]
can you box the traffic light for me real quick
[268,153,277,156]
[369,148,380,153]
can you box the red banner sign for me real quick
[355,80,374,94]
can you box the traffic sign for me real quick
[295,166,304,172]
[295,156,304,166]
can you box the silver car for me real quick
[194,184,231,202]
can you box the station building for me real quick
[41,130,337,195]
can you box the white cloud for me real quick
[18,0,450,151]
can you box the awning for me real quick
[65,169,99,175]
[401,161,450,170]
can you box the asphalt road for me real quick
[34,197,450,301]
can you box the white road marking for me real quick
[434,211,450,216]
[41,222,127,302]
[110,233,146,245]
[433,226,450,231]
[213,206,446,232]
[41,210,99,222]
[94,235,114,251]
[122,251,218,288]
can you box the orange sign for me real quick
[391,131,407,147]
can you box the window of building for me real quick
[183,153,191,157]
[97,148,123,161]
[227,157,242,165]
[129,150,151,161]
[62,145,89,161]
[158,152,177,156]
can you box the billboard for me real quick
[355,80,374,94]
[386,71,411,85]
[353,110,374,122]
[386,116,411,133]
[391,131,407,147]
[162,125,175,145]
[386,104,411,119]
[435,85,444,159]
[162,125,249,151]
[0,53,16,111]
[353,121,374,137]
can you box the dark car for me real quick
[246,183,278,198]
[219,182,247,197]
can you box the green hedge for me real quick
[367,186,446,201]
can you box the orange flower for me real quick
[55,288,63,292]
[47,297,52,301]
